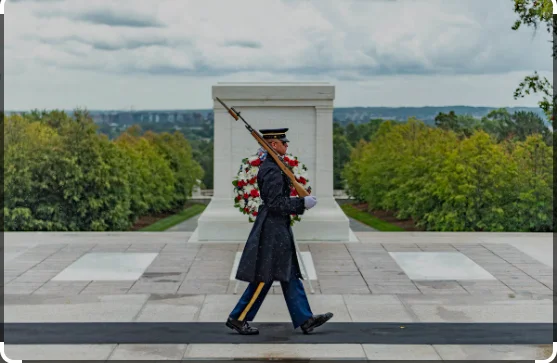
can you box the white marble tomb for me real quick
[190,82,355,243]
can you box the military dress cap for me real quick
[259,128,289,142]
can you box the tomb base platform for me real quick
[189,197,358,243]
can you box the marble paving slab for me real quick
[4,294,150,323]
[52,253,158,281]
[389,252,496,281]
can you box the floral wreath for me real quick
[232,147,312,226]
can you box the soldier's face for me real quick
[271,140,288,155]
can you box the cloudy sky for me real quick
[6,0,552,110]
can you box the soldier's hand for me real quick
[304,196,317,209]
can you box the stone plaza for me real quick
[3,229,553,360]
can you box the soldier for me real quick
[226,128,333,335]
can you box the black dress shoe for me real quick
[226,317,259,335]
[300,312,333,334]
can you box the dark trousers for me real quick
[229,278,313,328]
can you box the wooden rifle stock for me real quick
[215,97,310,198]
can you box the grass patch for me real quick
[341,204,406,231]
[139,203,206,231]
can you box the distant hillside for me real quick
[332,106,547,125]
[6,106,548,129]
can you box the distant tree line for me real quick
[338,110,553,232]
[4,106,552,232]
[333,109,552,190]
[92,118,214,189]
[4,110,203,231]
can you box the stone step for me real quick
[3,343,552,361]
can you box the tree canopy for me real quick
[4,110,204,231]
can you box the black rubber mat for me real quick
[4,322,553,345]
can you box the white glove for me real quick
[304,196,317,209]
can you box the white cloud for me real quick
[5,0,552,109]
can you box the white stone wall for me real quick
[212,82,334,199]
[193,82,353,242]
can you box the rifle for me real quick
[215,97,310,198]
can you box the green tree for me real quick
[144,130,204,208]
[114,129,176,218]
[344,123,360,145]
[349,121,401,209]
[480,108,514,141]
[481,109,552,144]
[333,122,345,137]
[341,119,552,232]
[379,119,459,224]
[4,109,211,231]
[342,139,368,202]
[4,115,71,230]
[4,111,133,231]
[191,139,214,189]
[333,133,353,189]
[435,111,481,138]
[512,111,553,144]
[512,0,554,121]
[507,134,553,231]
[427,131,517,231]
[434,111,460,132]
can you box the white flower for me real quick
[238,171,248,182]
[248,168,258,178]
[239,199,245,208]
[244,184,254,194]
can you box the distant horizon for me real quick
[5,105,545,113]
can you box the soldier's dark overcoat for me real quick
[235,155,306,283]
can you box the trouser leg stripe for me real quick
[238,282,265,321]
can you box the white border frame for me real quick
[0,342,23,363]
[536,342,557,363]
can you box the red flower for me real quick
[235,195,241,202]
[289,159,297,167]
[290,188,297,196]
[244,207,249,213]
[252,211,258,216]
[244,193,249,199]
[299,177,306,184]
[249,177,256,184]
[250,189,259,198]
[250,158,261,166]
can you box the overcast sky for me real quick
[6,0,552,110]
